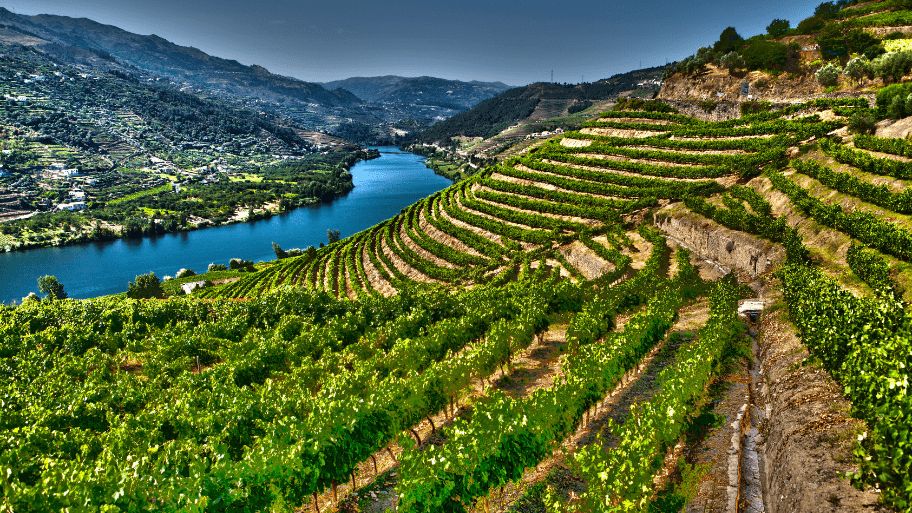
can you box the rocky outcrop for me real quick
[654,204,784,279]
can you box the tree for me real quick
[208,263,228,272]
[175,268,196,278]
[767,19,791,38]
[37,275,66,300]
[127,272,164,299]
[229,258,255,271]
[816,63,842,87]
[272,241,288,259]
[714,27,744,54]
[327,229,341,244]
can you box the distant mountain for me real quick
[324,76,510,110]
[0,8,507,143]
[415,66,667,144]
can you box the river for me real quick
[0,147,452,303]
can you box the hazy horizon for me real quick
[3,0,821,86]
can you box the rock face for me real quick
[658,65,822,104]
[654,205,784,279]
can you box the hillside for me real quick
[323,75,510,110]
[0,42,372,250]
[415,66,667,145]
[0,8,507,142]
[3,1,912,513]
[658,0,912,111]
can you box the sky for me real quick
[1,0,822,85]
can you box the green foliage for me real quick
[817,25,883,60]
[568,277,743,512]
[854,134,912,157]
[767,18,791,38]
[877,82,912,118]
[846,243,899,295]
[821,138,912,179]
[778,264,912,510]
[126,272,165,299]
[207,263,228,272]
[327,229,342,244]
[720,51,746,72]
[37,275,67,300]
[792,158,912,214]
[873,51,912,84]
[816,62,843,87]
[741,39,795,71]
[844,55,874,83]
[714,27,745,54]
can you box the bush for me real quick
[873,50,912,83]
[844,56,873,83]
[741,39,794,71]
[720,51,746,72]
[208,263,228,272]
[847,110,877,134]
[175,268,196,278]
[229,258,256,272]
[817,25,882,60]
[876,83,912,118]
[816,63,842,87]
[127,272,164,299]
[741,100,773,116]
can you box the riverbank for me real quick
[0,148,381,254]
[0,147,451,302]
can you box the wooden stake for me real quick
[332,481,337,503]
[371,454,378,475]
[427,416,436,433]
[351,470,356,489]
[410,428,421,445]
[313,493,320,513]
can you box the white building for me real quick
[56,201,86,211]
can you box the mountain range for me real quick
[0,7,511,142]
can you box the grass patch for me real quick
[108,184,173,205]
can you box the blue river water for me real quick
[0,147,451,303]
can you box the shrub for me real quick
[175,268,196,278]
[127,272,164,299]
[741,39,794,71]
[844,56,873,83]
[876,83,912,118]
[229,258,256,272]
[816,63,842,87]
[714,27,744,54]
[847,110,877,134]
[873,50,912,83]
[37,275,66,300]
[208,263,228,272]
[720,51,746,72]
[818,25,883,60]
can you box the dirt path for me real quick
[471,299,711,513]
[309,321,573,513]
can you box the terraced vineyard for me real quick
[204,103,839,300]
[661,119,912,512]
[6,96,912,513]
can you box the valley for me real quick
[2,1,912,513]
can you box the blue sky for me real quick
[2,0,822,85]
